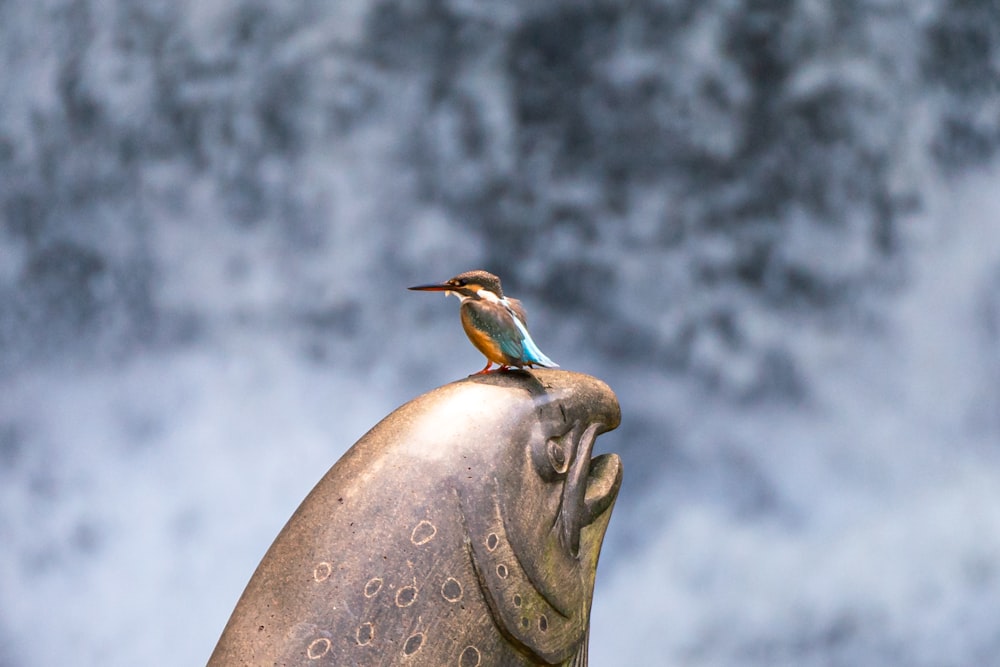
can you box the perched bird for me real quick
[409,270,559,374]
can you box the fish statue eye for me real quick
[532,432,572,481]
[548,438,568,473]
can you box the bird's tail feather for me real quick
[511,317,559,367]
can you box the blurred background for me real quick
[2,0,1000,665]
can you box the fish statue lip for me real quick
[209,368,622,667]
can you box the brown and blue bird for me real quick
[409,270,559,374]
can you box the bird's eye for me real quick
[456,278,467,286]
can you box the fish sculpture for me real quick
[208,369,623,666]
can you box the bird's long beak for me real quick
[407,282,452,292]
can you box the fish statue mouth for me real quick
[458,370,622,665]
[554,421,622,560]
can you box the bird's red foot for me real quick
[471,362,515,375]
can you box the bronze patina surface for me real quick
[208,369,622,667]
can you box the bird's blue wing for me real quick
[462,299,559,368]
[462,300,528,363]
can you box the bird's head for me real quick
[408,270,504,300]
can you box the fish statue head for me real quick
[209,369,622,667]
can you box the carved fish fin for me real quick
[459,486,587,664]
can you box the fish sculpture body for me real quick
[208,369,622,667]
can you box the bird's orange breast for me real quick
[461,309,509,364]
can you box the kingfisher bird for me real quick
[408,270,559,374]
